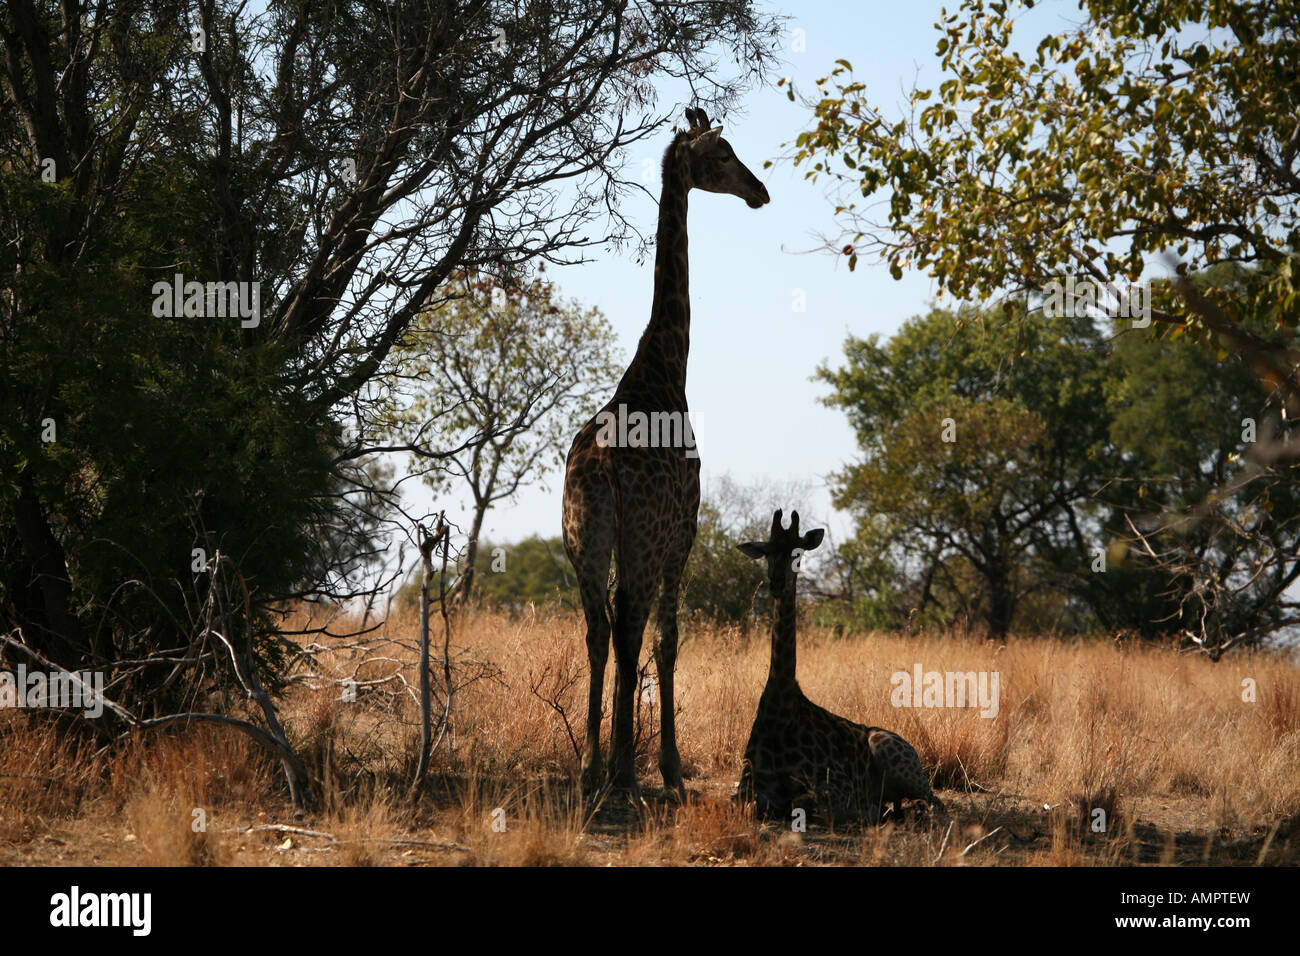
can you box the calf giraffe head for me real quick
[678,107,770,209]
[738,509,824,595]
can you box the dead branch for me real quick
[960,826,1004,857]
[932,820,955,865]
[0,630,313,804]
[235,823,466,852]
[412,512,453,791]
[527,660,583,762]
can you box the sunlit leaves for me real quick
[789,0,1300,344]
[380,269,621,504]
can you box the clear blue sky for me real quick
[412,0,1083,550]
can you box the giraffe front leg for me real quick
[654,586,684,800]
[609,585,650,795]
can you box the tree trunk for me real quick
[413,524,435,789]
[457,502,487,607]
[985,567,1015,640]
[11,478,92,666]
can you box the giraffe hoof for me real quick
[659,783,687,806]
[582,777,644,813]
[658,773,686,804]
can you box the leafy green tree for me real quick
[1101,264,1300,650]
[475,536,577,611]
[384,272,620,603]
[0,0,777,715]
[795,2,1300,651]
[462,536,576,612]
[682,498,768,626]
[0,69,349,697]
[790,0,1300,385]
[818,305,1115,639]
[808,534,906,634]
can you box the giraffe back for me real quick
[867,727,945,813]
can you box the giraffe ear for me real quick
[737,542,768,559]
[801,528,825,551]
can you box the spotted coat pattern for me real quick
[737,511,943,824]
[866,727,945,817]
[562,109,770,796]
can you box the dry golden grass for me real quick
[1,605,1297,866]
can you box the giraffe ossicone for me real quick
[561,107,770,799]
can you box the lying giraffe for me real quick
[736,510,943,824]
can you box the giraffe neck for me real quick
[623,137,691,398]
[767,574,799,689]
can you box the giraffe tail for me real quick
[612,580,630,646]
[604,456,628,639]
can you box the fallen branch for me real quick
[240,823,335,840]
[932,820,955,865]
[235,823,466,852]
[960,826,1004,857]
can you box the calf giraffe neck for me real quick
[768,551,799,688]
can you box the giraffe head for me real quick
[738,509,824,595]
[675,107,770,209]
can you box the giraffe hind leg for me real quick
[565,478,614,798]
[608,583,652,794]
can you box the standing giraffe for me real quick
[736,510,944,824]
[562,108,770,798]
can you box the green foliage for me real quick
[470,536,578,611]
[793,0,1300,346]
[682,498,768,626]
[810,535,908,634]
[381,270,620,601]
[682,476,818,627]
[800,6,1300,647]
[818,304,1116,638]
[820,268,1300,646]
[0,3,381,705]
[388,271,620,500]
[1097,264,1300,644]
[0,166,342,692]
[396,535,577,613]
